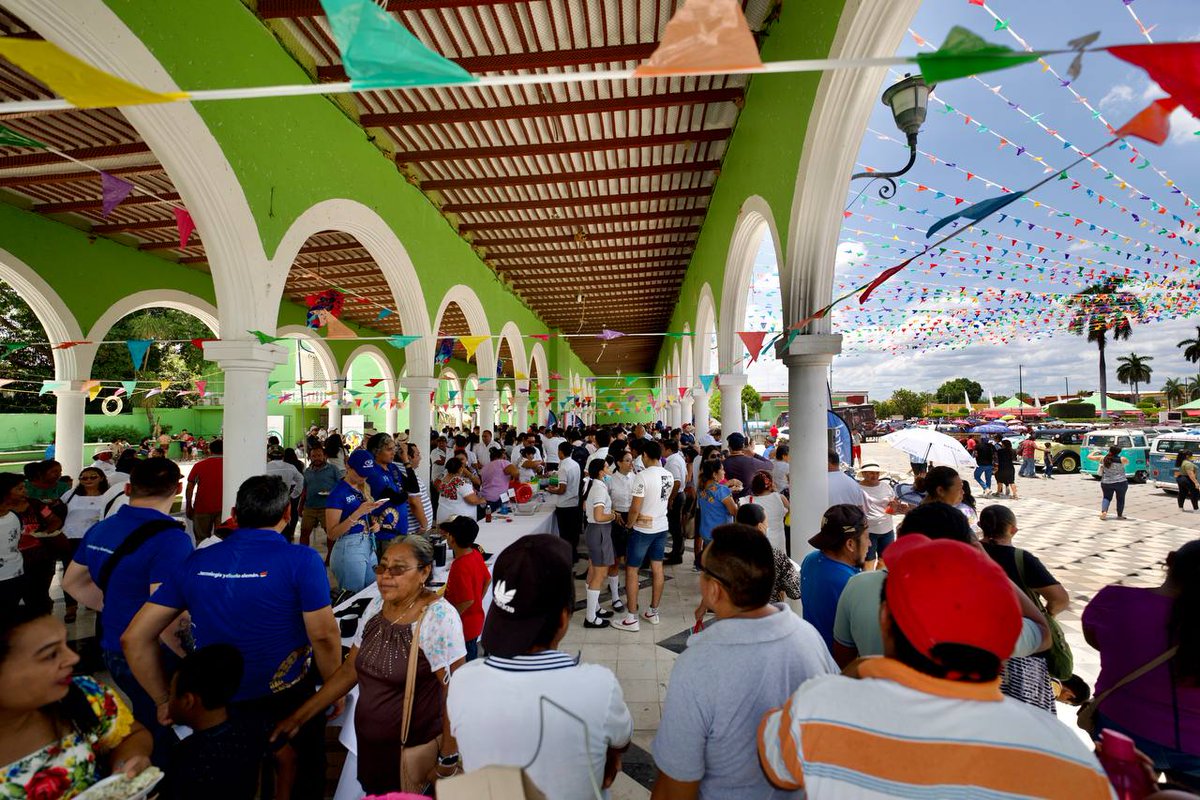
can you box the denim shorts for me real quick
[331,532,377,594]
[867,531,895,560]
[626,530,668,569]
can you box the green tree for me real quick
[1115,352,1153,403]
[889,388,933,419]
[1066,278,1143,417]
[873,399,898,419]
[708,384,764,423]
[1163,377,1187,410]
[934,377,984,405]
[1178,325,1200,364]
[0,281,54,413]
[1188,375,1200,402]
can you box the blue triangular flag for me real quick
[699,374,716,393]
[320,0,476,89]
[925,191,1026,239]
[377,308,395,320]
[126,339,153,370]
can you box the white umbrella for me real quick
[882,428,977,469]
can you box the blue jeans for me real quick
[104,648,179,766]
[465,638,479,662]
[1101,481,1128,516]
[331,532,377,593]
[1020,456,1037,477]
[1043,457,1054,478]
[1094,711,1200,790]
[973,464,994,490]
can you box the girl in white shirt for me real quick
[739,470,789,553]
[582,459,618,628]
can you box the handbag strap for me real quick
[1092,646,1178,709]
[399,610,424,746]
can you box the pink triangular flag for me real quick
[195,380,206,398]
[100,172,134,217]
[174,207,195,248]
[738,331,769,364]
[678,387,688,398]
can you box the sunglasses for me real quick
[700,565,732,589]
[373,563,419,577]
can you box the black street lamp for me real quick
[850,74,934,198]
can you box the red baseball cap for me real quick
[883,534,1021,662]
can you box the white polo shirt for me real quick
[448,651,633,800]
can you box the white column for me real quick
[53,383,87,481]
[400,376,439,484]
[784,334,842,561]
[385,395,399,436]
[513,380,530,431]
[204,340,288,517]
[692,385,710,435]
[679,396,694,430]
[476,388,499,434]
[328,400,343,433]
[719,373,748,441]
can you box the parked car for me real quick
[1031,428,1089,474]
[1149,431,1200,492]
[1080,429,1151,483]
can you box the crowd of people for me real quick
[0,417,1197,799]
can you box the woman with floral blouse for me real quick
[0,608,153,799]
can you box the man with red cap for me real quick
[758,535,1113,799]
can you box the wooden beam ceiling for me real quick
[397,129,730,163]
[442,187,711,214]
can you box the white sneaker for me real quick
[614,615,641,633]
[642,609,661,625]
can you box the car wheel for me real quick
[1056,453,1080,474]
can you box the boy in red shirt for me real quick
[440,515,490,661]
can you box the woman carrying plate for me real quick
[0,608,153,799]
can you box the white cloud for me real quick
[1169,105,1200,145]
[1099,84,1134,109]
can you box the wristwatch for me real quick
[437,752,461,767]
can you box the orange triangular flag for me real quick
[635,0,763,77]
[737,330,769,364]
[1115,97,1180,145]
[318,310,356,340]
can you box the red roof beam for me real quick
[397,129,731,163]
[422,160,720,191]
[457,208,707,232]
[442,187,711,214]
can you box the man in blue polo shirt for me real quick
[799,504,871,652]
[122,475,342,800]
[62,458,192,763]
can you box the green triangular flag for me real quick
[248,329,286,344]
[915,26,1041,84]
[0,125,46,149]
[3,342,30,357]
[624,376,639,386]
[320,0,476,89]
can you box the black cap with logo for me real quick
[481,534,575,658]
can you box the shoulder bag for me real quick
[1078,646,1177,735]
[1014,548,1074,680]
[96,518,185,593]
[398,610,441,794]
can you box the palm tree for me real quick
[1189,374,1200,402]
[1066,278,1143,417]
[1178,325,1200,364]
[1115,353,1153,403]
[1163,378,1187,410]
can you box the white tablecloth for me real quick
[329,504,558,800]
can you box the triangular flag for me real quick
[926,191,1026,239]
[459,335,488,361]
[915,26,1041,83]
[120,381,136,397]
[159,380,171,391]
[0,125,46,149]
[145,388,162,398]
[84,380,102,401]
[125,339,153,370]
[190,337,215,350]
[319,0,477,88]
[365,377,384,387]
[0,378,16,389]
[386,334,419,349]
[635,0,762,76]
[678,387,688,398]
[549,372,562,381]
[530,334,550,341]
[3,343,29,357]
[737,331,769,364]
[319,310,357,339]
[1108,42,1200,118]
[39,380,65,396]
[174,207,196,248]
[1115,97,1181,145]
[598,329,625,340]
[248,329,286,344]
[624,376,639,386]
[0,39,188,108]
[100,172,134,217]
[376,308,395,320]
[699,374,716,393]
[448,390,459,401]
[195,380,206,398]
[515,371,528,380]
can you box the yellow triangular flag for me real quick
[159,380,171,391]
[634,0,763,77]
[0,39,188,109]
[459,335,488,361]
[515,372,528,380]
[83,380,102,401]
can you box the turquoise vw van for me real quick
[1150,431,1200,491]
[1080,429,1150,483]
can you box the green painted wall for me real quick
[655,1,846,373]
[108,0,592,383]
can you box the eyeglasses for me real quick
[700,565,732,589]
[373,563,418,577]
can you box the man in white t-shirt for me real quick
[547,442,582,562]
[543,428,567,468]
[470,429,494,469]
[615,440,673,632]
[447,534,632,798]
[662,438,687,565]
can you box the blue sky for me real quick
[743,0,1200,400]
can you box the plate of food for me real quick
[76,766,164,800]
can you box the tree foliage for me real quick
[0,282,54,413]
[1178,325,1200,365]
[1163,378,1187,409]
[708,384,764,421]
[934,378,984,405]
[1066,279,1143,415]
[1115,352,1153,403]
[888,388,934,419]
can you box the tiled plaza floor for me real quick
[51,440,1200,797]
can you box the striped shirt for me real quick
[407,473,433,534]
[758,658,1114,799]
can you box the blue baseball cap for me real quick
[347,449,374,473]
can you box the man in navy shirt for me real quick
[62,458,192,763]
[122,475,342,800]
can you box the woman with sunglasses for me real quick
[272,536,466,794]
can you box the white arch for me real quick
[79,290,219,377]
[719,196,782,373]
[269,199,434,370]
[432,285,496,378]
[497,320,528,378]
[0,248,85,380]
[12,1,272,333]
[680,323,695,390]
[694,282,718,381]
[340,344,397,387]
[785,0,920,331]
[527,341,549,388]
